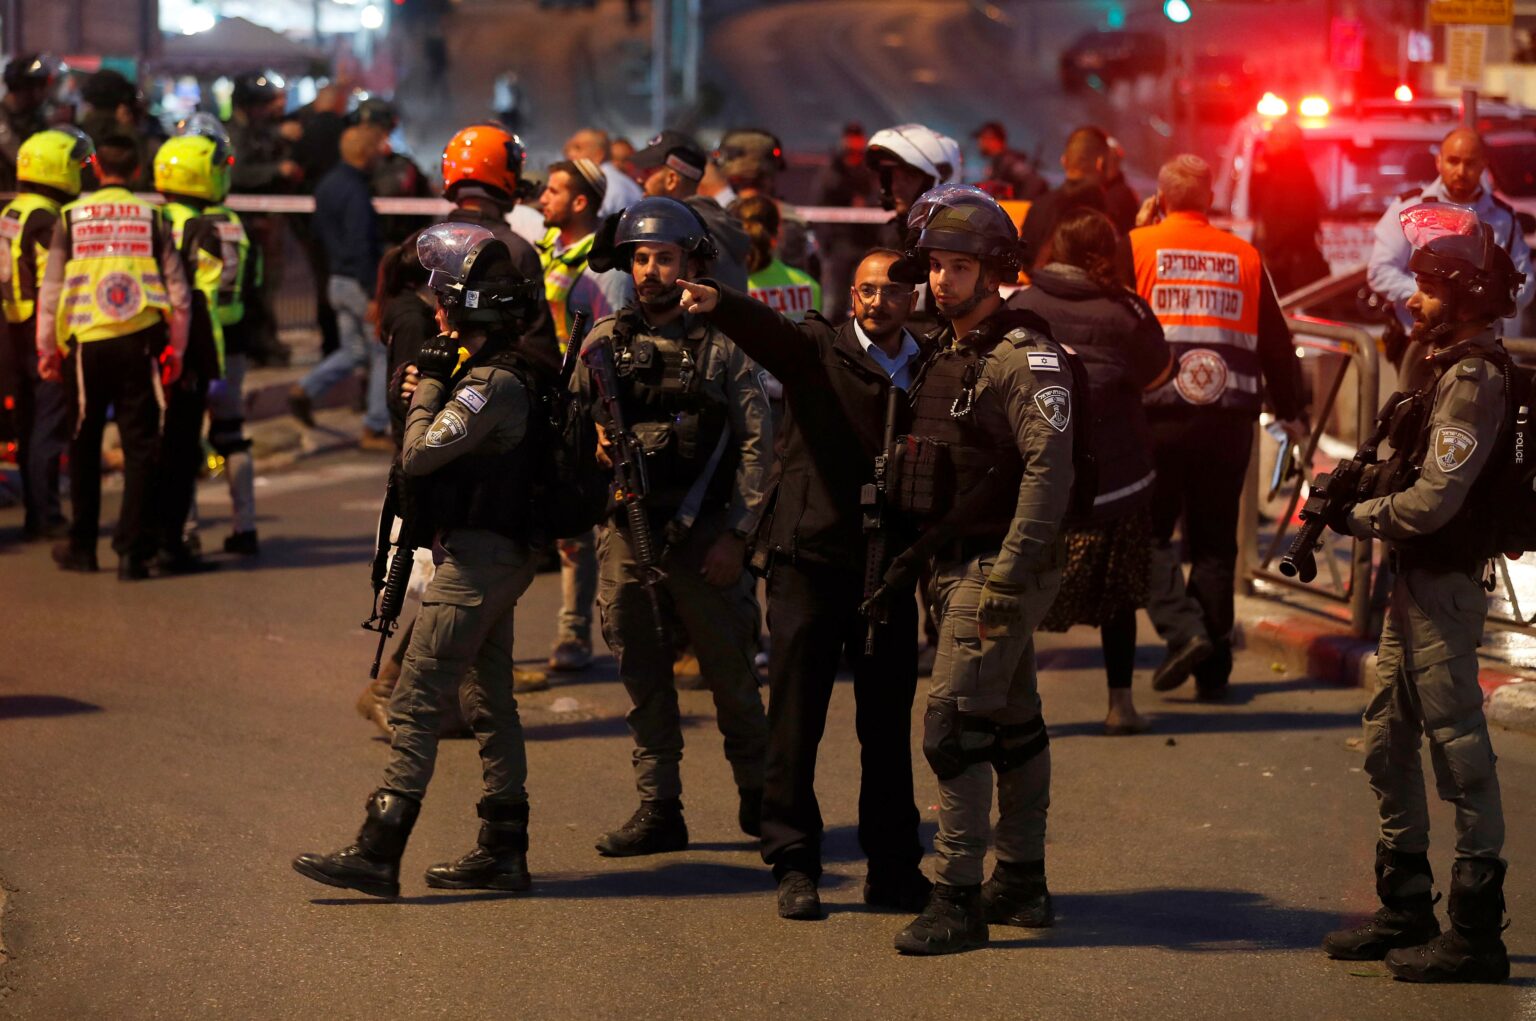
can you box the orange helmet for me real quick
[441,123,527,203]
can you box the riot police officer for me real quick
[577,197,772,857]
[0,57,54,192]
[0,126,93,541]
[886,185,1077,956]
[293,223,550,897]
[1322,203,1521,983]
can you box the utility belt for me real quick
[932,535,1005,564]
[1389,543,1486,579]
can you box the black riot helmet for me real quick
[892,182,1023,284]
[1402,202,1524,325]
[417,222,538,329]
[4,54,55,93]
[232,70,286,109]
[611,196,718,270]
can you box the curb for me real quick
[1244,612,1536,733]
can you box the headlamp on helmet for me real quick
[417,222,536,327]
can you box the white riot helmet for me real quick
[866,123,963,211]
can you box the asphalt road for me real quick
[2,449,1535,1019]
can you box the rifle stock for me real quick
[861,386,901,654]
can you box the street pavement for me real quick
[2,449,1535,1019]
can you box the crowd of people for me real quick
[0,53,1528,980]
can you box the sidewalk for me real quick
[1235,587,1536,736]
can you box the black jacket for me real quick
[705,287,923,570]
[1008,264,1172,520]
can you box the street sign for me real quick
[1428,0,1512,25]
[1444,23,1488,88]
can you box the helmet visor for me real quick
[51,124,94,164]
[176,112,232,163]
[1400,202,1480,250]
[418,222,496,293]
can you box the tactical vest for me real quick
[896,340,1023,540]
[55,186,171,347]
[1133,212,1266,414]
[748,259,819,323]
[164,200,226,376]
[608,311,733,516]
[0,191,58,323]
[425,351,539,541]
[537,226,596,350]
[204,205,252,327]
[1390,346,1509,570]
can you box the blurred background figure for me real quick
[0,56,54,191]
[1249,119,1329,296]
[564,128,642,218]
[973,120,1046,201]
[815,122,880,321]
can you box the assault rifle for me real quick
[363,464,432,678]
[861,385,901,654]
[583,335,668,642]
[1279,391,1420,583]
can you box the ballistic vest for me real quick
[0,191,58,323]
[606,309,732,515]
[426,348,540,541]
[900,327,1027,539]
[537,226,596,350]
[1133,211,1265,414]
[54,186,171,347]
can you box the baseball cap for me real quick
[632,130,707,181]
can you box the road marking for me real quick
[194,461,386,505]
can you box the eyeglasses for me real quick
[855,284,913,301]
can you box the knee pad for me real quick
[208,417,252,456]
[992,717,1049,773]
[922,704,997,781]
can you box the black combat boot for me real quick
[894,883,989,955]
[777,870,824,920]
[738,787,763,838]
[424,799,531,892]
[1322,842,1440,960]
[863,864,933,913]
[981,858,1054,927]
[292,789,420,898]
[595,798,688,857]
[1385,858,1509,983]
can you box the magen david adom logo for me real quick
[1174,348,1228,405]
[95,272,142,322]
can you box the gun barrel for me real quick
[1278,517,1324,583]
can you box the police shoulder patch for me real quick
[1034,384,1071,433]
[426,408,469,447]
[1433,425,1477,473]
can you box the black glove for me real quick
[1324,501,1356,538]
[416,332,458,384]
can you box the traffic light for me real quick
[1164,0,1192,21]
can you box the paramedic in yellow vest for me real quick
[36,133,192,579]
[153,115,233,573]
[0,126,92,541]
[200,118,261,557]
[536,157,634,673]
[1129,155,1308,698]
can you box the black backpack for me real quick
[1487,356,1536,556]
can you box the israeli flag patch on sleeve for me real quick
[1027,351,1061,372]
[455,386,488,414]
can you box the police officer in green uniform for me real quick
[886,185,1077,956]
[153,116,235,572]
[294,222,551,897]
[578,197,773,857]
[1322,203,1522,983]
[0,126,92,540]
[36,134,193,579]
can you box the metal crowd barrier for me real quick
[1256,267,1536,640]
